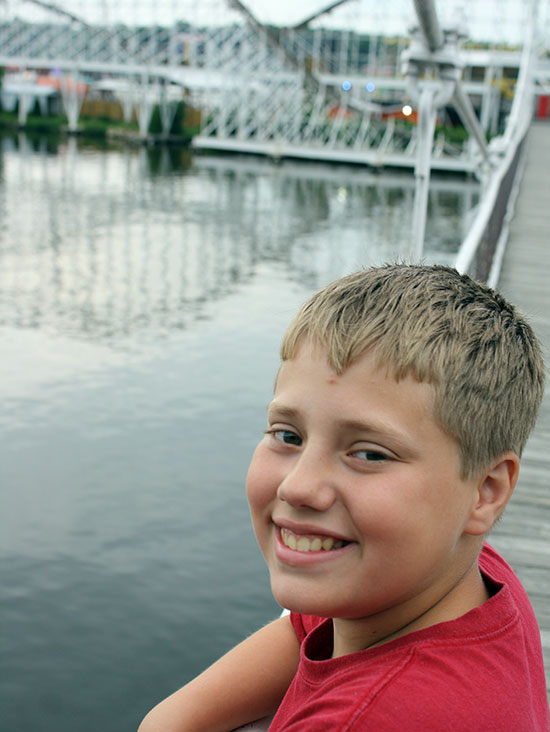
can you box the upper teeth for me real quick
[280,527,345,552]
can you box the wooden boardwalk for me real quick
[489,121,550,696]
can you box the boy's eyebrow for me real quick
[266,403,299,421]
[267,402,413,445]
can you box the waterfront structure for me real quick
[0,0,548,268]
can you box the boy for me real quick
[140,264,549,731]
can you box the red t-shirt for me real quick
[268,544,550,731]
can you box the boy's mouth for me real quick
[280,527,350,553]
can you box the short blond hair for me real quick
[281,264,545,478]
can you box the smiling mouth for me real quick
[280,527,350,553]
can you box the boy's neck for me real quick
[331,560,489,658]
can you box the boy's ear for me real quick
[464,452,520,536]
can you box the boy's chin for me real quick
[270,579,310,615]
[270,579,340,618]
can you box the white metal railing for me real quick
[453,3,538,284]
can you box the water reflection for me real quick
[0,135,479,344]
[1,135,482,732]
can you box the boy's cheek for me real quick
[245,445,274,509]
[245,458,276,555]
[247,440,278,478]
[246,479,273,515]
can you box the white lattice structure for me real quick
[0,2,547,146]
[3,3,544,166]
[0,0,547,262]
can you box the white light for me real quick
[402,105,413,117]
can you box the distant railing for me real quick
[454,134,527,285]
[454,6,537,285]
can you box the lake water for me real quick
[0,133,478,732]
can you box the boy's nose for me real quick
[276,450,336,512]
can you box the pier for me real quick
[490,121,550,696]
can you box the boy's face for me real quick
[246,341,484,626]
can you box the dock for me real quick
[490,121,550,696]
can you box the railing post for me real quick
[403,6,457,259]
[411,86,438,259]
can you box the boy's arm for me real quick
[138,614,300,732]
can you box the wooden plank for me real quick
[493,121,550,697]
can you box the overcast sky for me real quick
[9,0,550,45]
[258,0,550,45]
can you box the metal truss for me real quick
[189,16,533,178]
[0,19,184,66]
[0,0,544,176]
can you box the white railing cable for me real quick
[454,3,537,279]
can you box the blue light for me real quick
[342,80,352,92]
[366,81,376,93]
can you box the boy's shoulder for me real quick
[275,545,549,732]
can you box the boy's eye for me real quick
[352,449,388,462]
[268,429,302,446]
